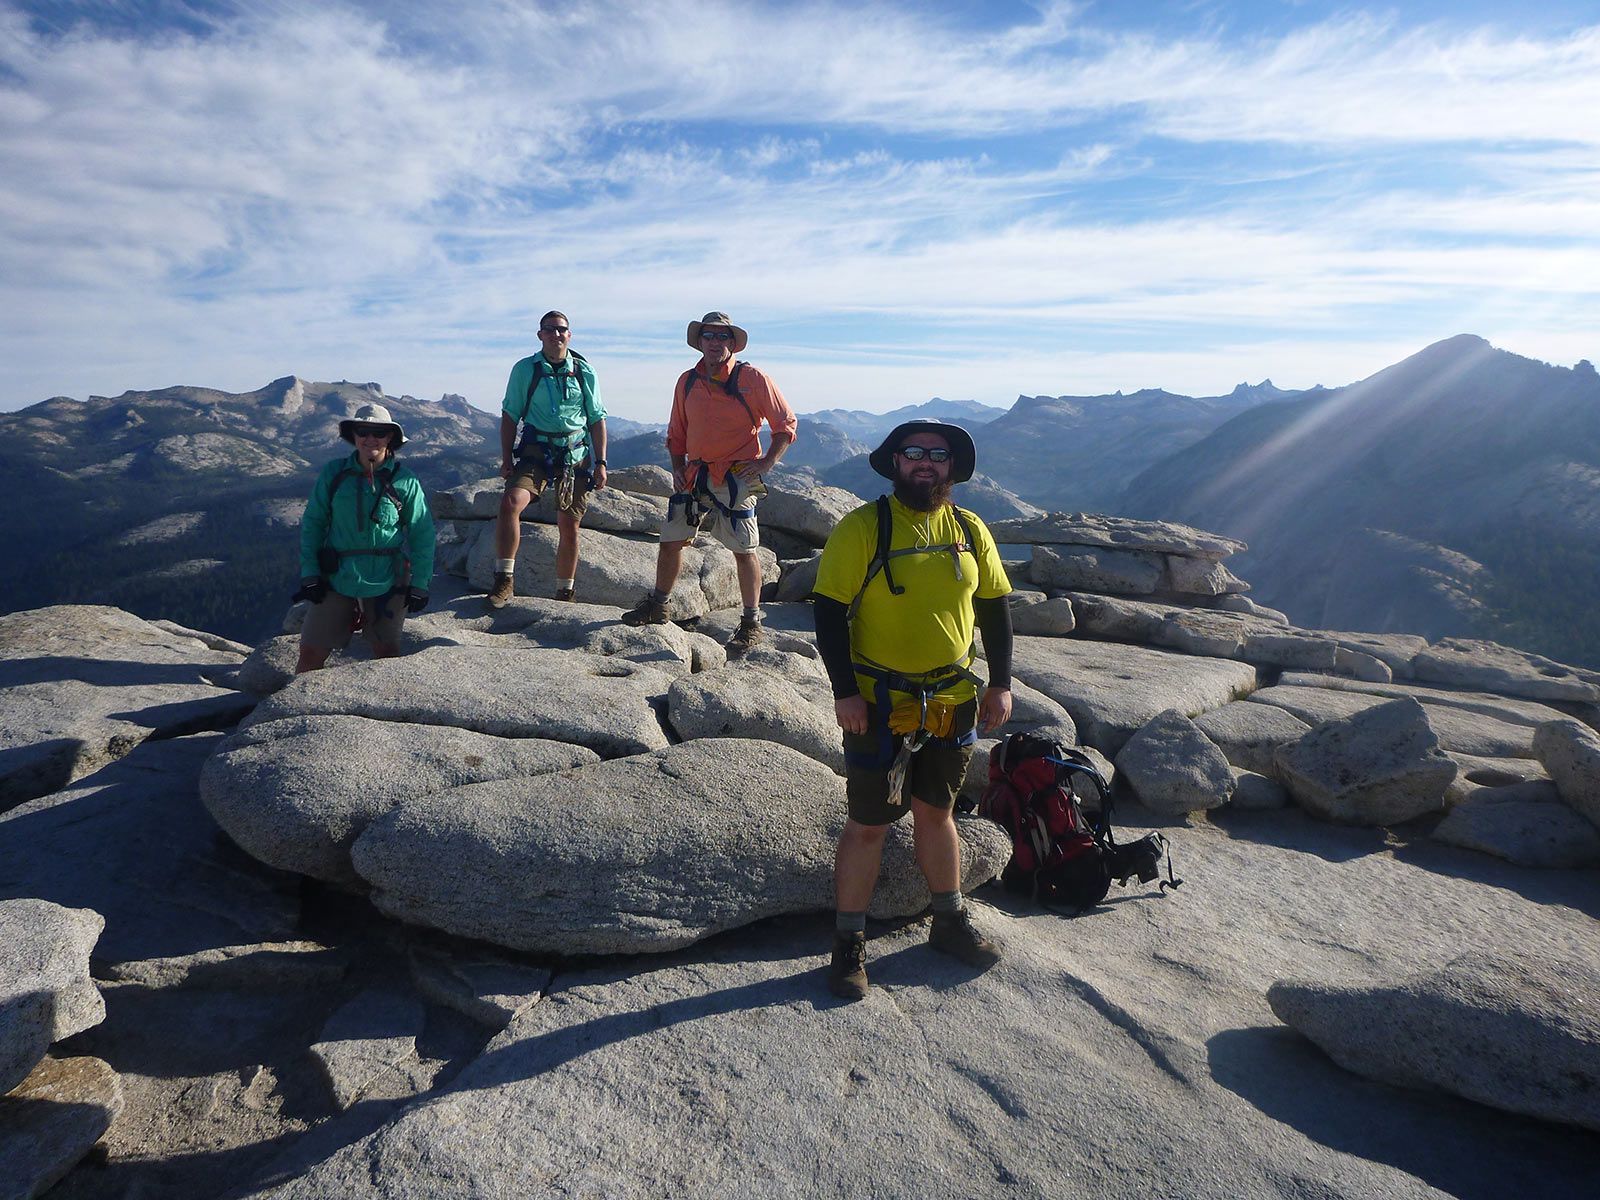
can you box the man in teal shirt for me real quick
[488,310,609,606]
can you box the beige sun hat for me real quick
[686,311,749,353]
[339,402,407,449]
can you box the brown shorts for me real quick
[299,589,408,650]
[659,474,760,553]
[842,700,978,826]
[507,452,591,518]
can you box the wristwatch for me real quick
[593,458,607,467]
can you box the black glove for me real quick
[405,588,428,614]
[294,577,328,605]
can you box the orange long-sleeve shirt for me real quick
[665,360,797,484]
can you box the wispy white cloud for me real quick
[0,0,1596,416]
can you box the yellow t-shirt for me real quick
[812,495,1012,704]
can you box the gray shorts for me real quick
[660,474,760,553]
[299,589,408,650]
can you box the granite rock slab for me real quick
[1432,782,1600,869]
[349,739,1011,955]
[240,647,674,757]
[0,900,105,1096]
[0,605,255,810]
[1269,950,1600,1132]
[203,714,598,886]
[1275,699,1457,825]
[1533,718,1600,831]
[1031,544,1164,594]
[1411,639,1600,703]
[756,481,863,546]
[1194,702,1310,778]
[0,1055,123,1199]
[1012,637,1258,754]
[985,513,1245,559]
[1114,711,1235,815]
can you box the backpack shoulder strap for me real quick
[951,505,978,554]
[724,361,757,425]
[521,357,551,424]
[846,495,903,622]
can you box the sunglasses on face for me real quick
[896,446,951,462]
[351,426,390,439]
[700,330,735,341]
[539,326,570,335]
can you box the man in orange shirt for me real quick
[621,311,797,652]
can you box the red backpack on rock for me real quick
[976,732,1181,913]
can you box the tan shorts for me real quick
[299,590,408,650]
[660,474,760,553]
[507,451,591,518]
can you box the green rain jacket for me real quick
[299,453,436,598]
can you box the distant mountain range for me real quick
[1122,335,1600,666]
[5,340,1596,666]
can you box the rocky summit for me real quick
[2,470,1599,1199]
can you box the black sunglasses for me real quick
[540,325,570,335]
[897,446,951,462]
[700,330,735,341]
[351,425,391,438]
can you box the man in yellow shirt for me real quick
[810,420,1014,1001]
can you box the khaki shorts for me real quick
[507,451,591,518]
[660,474,760,553]
[843,700,978,826]
[299,589,408,650]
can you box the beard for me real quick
[893,476,953,512]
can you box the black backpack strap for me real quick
[724,361,756,425]
[846,496,903,622]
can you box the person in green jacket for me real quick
[295,403,436,674]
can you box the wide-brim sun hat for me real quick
[869,419,976,484]
[339,402,408,449]
[687,311,749,354]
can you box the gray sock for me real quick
[743,606,760,622]
[931,890,964,915]
[651,588,670,604]
[835,910,866,935]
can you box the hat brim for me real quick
[339,420,407,448]
[869,420,976,484]
[687,320,749,354]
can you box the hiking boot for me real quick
[553,586,576,602]
[486,572,515,609]
[726,615,765,654]
[620,592,669,626]
[928,908,1001,968]
[828,931,868,1001]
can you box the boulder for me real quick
[433,476,667,533]
[202,714,598,886]
[0,1056,123,1198]
[1012,637,1257,754]
[1063,592,1172,642]
[1007,592,1076,637]
[310,988,432,1110]
[501,602,712,677]
[1114,711,1235,815]
[1532,719,1600,831]
[1275,699,1457,825]
[240,647,674,758]
[1194,702,1310,778]
[1213,594,1290,624]
[349,739,1011,955]
[1268,950,1600,1132]
[1165,555,1247,597]
[756,481,863,546]
[1,900,105,1095]
[607,464,675,497]
[1239,633,1338,671]
[1031,545,1163,595]
[1249,685,1542,758]
[1156,609,1253,658]
[1325,631,1430,678]
[0,605,254,811]
[666,662,844,772]
[1332,646,1394,682]
[1433,782,1600,869]
[985,513,1245,559]
[773,552,821,603]
[1411,638,1600,704]
[1229,770,1288,810]
[466,523,777,620]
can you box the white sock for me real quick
[557,577,575,590]
[496,558,515,574]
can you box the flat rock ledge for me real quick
[349,738,1011,956]
[1268,949,1600,1133]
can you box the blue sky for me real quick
[2,1,1597,420]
